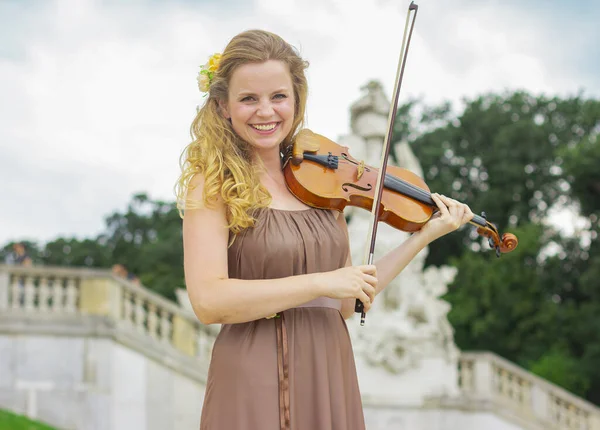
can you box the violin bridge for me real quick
[357,160,365,180]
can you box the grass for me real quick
[0,409,57,430]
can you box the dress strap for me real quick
[275,314,291,430]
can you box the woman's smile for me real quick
[249,122,281,134]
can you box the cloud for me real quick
[0,0,598,245]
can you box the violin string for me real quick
[339,160,489,229]
[384,172,432,202]
[385,171,488,228]
[339,159,432,201]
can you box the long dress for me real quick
[199,207,366,430]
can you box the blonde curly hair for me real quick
[174,30,310,235]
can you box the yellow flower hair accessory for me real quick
[197,53,222,93]
[266,313,281,319]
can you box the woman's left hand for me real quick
[418,193,474,243]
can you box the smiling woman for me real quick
[219,60,296,160]
[174,28,474,430]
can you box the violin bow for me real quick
[355,1,419,326]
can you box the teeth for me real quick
[252,123,277,131]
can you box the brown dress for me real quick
[199,207,366,430]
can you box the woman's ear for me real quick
[218,100,231,119]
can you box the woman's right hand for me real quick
[315,265,378,312]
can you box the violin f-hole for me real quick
[342,183,373,192]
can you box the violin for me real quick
[283,129,518,255]
[282,129,518,321]
[282,1,517,325]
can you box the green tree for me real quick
[41,238,111,267]
[1,193,185,301]
[405,91,600,267]
[98,193,185,300]
[397,91,600,404]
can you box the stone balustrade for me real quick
[459,352,600,430]
[0,264,218,382]
[3,264,600,430]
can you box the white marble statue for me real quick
[338,80,461,403]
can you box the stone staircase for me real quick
[1,264,599,429]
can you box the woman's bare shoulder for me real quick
[186,172,225,210]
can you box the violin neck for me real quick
[383,173,487,228]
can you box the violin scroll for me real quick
[474,212,519,257]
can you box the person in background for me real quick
[111,263,140,285]
[6,243,33,266]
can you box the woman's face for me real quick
[221,60,296,157]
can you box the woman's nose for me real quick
[256,100,275,117]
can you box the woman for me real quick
[175,29,473,430]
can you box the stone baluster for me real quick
[160,309,171,344]
[122,290,133,325]
[458,358,474,392]
[38,277,50,312]
[570,404,583,429]
[51,278,64,312]
[557,395,567,424]
[0,271,8,310]
[23,276,36,311]
[64,277,78,313]
[10,275,21,309]
[530,383,549,423]
[547,392,559,424]
[520,380,532,417]
[134,294,146,333]
[147,303,158,339]
[497,367,509,401]
[472,354,495,403]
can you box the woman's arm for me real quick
[183,175,377,324]
[336,193,473,302]
[183,174,324,325]
[371,231,431,295]
[336,214,430,319]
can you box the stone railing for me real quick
[4,265,600,429]
[0,264,218,382]
[458,352,600,430]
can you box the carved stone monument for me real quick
[338,80,461,407]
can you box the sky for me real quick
[1,0,599,246]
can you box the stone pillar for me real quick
[530,384,548,422]
[473,354,495,402]
[0,271,8,311]
[172,315,197,356]
[79,278,122,320]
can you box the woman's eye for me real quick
[274,94,286,99]
[241,96,254,102]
